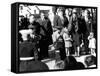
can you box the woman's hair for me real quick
[57,7,65,16]
[85,55,96,67]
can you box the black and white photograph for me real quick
[11,2,97,73]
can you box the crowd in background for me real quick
[18,5,97,72]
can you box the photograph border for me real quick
[11,2,98,73]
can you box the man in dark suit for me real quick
[37,12,53,60]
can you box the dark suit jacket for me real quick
[53,15,69,28]
[29,21,41,35]
[37,18,53,45]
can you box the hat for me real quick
[19,29,32,35]
[19,29,32,41]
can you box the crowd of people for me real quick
[18,6,97,72]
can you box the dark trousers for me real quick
[59,48,66,60]
[39,40,49,59]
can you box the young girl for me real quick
[88,32,96,56]
[63,27,72,56]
